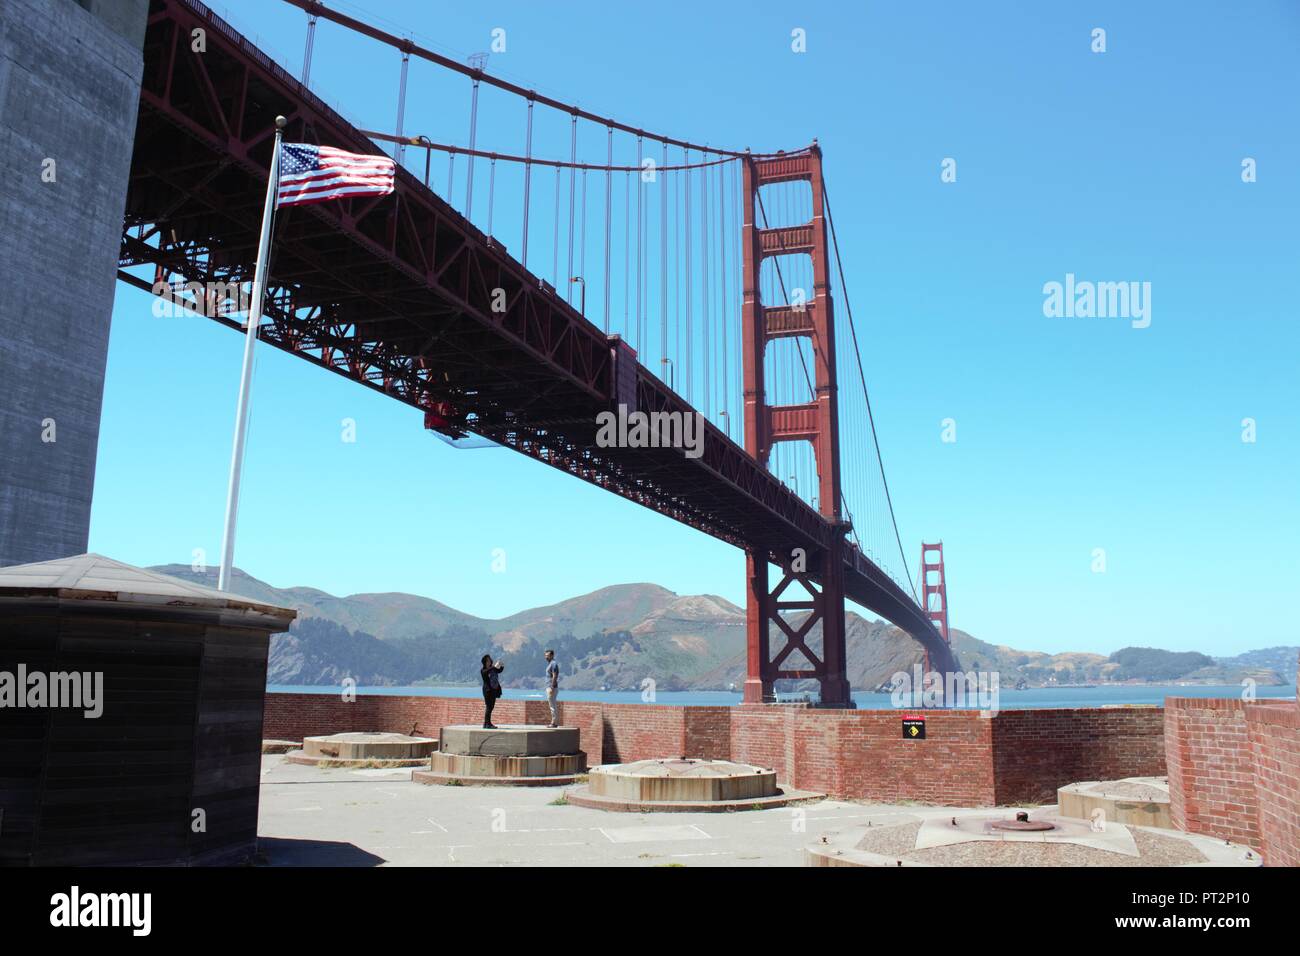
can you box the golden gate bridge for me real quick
[119,0,958,705]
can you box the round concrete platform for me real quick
[413,724,586,786]
[413,769,583,787]
[806,809,1262,867]
[565,758,822,812]
[1058,776,1172,829]
[286,732,438,768]
[565,784,824,813]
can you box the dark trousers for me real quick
[482,691,496,727]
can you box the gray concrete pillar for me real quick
[0,0,148,565]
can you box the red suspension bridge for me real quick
[119,0,959,706]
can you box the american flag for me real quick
[276,143,396,208]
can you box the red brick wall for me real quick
[1165,693,1300,866]
[264,692,1165,807]
[992,707,1166,805]
[598,703,686,763]
[263,693,608,765]
[1164,698,1259,847]
[1246,702,1300,867]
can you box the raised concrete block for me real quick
[588,759,777,802]
[1058,777,1173,830]
[439,724,579,757]
[303,732,438,761]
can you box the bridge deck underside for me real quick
[117,0,956,674]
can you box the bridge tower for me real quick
[920,541,950,672]
[740,144,852,708]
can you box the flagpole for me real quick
[218,115,286,592]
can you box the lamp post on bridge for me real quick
[570,276,585,316]
[417,135,431,187]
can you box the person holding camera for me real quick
[480,654,504,728]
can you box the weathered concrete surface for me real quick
[417,733,587,785]
[588,758,778,803]
[423,751,583,779]
[0,0,148,567]
[1057,777,1173,830]
[256,753,906,866]
[565,785,822,814]
[440,724,580,757]
[805,812,1260,868]
[304,732,438,761]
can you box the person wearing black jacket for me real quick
[480,654,504,728]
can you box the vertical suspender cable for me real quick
[733,160,742,440]
[684,150,692,401]
[719,161,729,436]
[580,168,589,313]
[301,13,318,84]
[487,157,496,237]
[673,152,682,389]
[552,165,561,287]
[394,48,411,166]
[660,142,668,380]
[635,135,644,350]
[521,96,535,267]
[701,153,710,418]
[623,170,630,335]
[466,72,481,220]
[603,126,613,332]
[566,114,577,304]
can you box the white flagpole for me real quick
[218,115,286,592]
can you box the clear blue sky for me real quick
[92,0,1299,657]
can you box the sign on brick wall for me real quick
[902,715,926,740]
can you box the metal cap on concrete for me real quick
[0,553,296,628]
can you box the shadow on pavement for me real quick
[257,837,386,867]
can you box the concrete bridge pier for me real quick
[0,0,149,566]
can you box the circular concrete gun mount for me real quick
[286,732,438,768]
[1058,776,1172,830]
[805,809,1262,867]
[566,758,824,812]
[413,724,586,787]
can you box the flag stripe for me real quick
[290,155,394,173]
[278,182,395,203]
[275,185,395,207]
[279,172,395,190]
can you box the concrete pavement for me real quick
[256,754,929,867]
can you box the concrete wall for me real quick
[262,692,1167,807]
[0,0,148,566]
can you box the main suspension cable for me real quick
[823,181,916,599]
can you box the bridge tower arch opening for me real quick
[740,144,852,708]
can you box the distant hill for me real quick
[149,565,1295,691]
[1213,646,1299,686]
